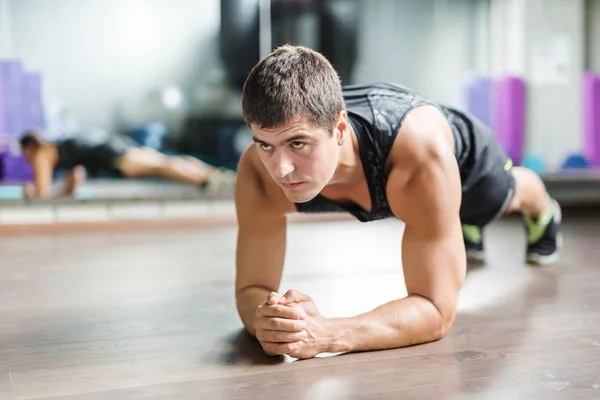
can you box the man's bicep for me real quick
[388,143,466,325]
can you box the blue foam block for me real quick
[521,153,546,176]
[75,187,93,199]
[0,185,24,199]
[560,154,591,170]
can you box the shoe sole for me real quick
[526,198,563,265]
[466,249,485,263]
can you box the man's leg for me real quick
[62,166,87,197]
[504,166,562,265]
[117,147,235,188]
[456,107,562,265]
[505,166,551,217]
[462,162,561,265]
[462,223,485,263]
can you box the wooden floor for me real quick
[1,213,600,399]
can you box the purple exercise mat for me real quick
[582,71,600,167]
[0,60,45,182]
[493,76,526,166]
[1,151,33,182]
[21,71,44,132]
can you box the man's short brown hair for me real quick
[19,130,43,150]
[241,44,345,133]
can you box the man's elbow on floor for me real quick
[434,305,458,341]
[235,297,257,337]
[420,297,458,343]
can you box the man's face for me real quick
[22,146,35,163]
[251,113,346,203]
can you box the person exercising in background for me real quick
[234,45,562,360]
[19,130,235,199]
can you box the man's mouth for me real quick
[280,182,304,189]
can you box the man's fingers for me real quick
[261,340,303,356]
[279,289,311,304]
[267,292,280,305]
[256,316,306,332]
[256,329,307,343]
[259,304,306,320]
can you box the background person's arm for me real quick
[25,152,54,199]
[61,166,86,196]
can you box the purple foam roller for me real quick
[461,75,493,127]
[0,63,7,137]
[493,76,526,166]
[582,71,600,167]
[20,71,45,134]
[0,60,24,137]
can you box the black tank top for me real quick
[54,130,127,170]
[54,138,84,170]
[294,82,475,222]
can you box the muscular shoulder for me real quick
[32,146,56,168]
[385,104,461,224]
[387,104,456,184]
[235,145,295,220]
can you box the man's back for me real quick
[53,132,136,172]
[54,134,110,170]
[341,82,503,190]
[236,82,454,224]
[291,82,516,228]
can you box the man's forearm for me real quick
[235,286,272,336]
[63,167,85,195]
[62,179,76,195]
[24,183,47,200]
[33,185,54,199]
[33,180,52,199]
[326,295,452,353]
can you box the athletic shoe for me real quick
[463,224,485,263]
[525,196,562,265]
[200,168,237,193]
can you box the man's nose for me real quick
[272,150,295,179]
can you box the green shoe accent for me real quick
[524,194,554,244]
[462,224,482,243]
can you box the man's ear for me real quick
[335,110,348,145]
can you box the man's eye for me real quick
[259,143,272,151]
[291,142,306,149]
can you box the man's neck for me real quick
[327,124,364,188]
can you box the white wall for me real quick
[524,0,585,170]
[487,0,585,170]
[472,0,492,74]
[7,0,223,134]
[355,0,586,171]
[0,0,12,58]
[352,0,486,107]
[489,0,527,77]
[6,0,490,135]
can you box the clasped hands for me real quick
[253,289,332,359]
[23,182,36,200]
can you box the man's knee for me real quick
[504,166,549,217]
[504,193,521,215]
